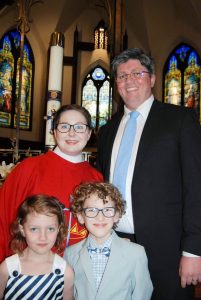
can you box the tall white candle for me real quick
[45,32,64,149]
[48,46,63,91]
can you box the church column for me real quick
[109,0,125,112]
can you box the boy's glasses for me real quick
[56,123,88,133]
[82,207,116,218]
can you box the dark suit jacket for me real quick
[96,99,201,274]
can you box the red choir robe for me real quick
[0,150,103,262]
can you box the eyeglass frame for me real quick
[116,70,150,83]
[82,207,116,218]
[56,122,89,133]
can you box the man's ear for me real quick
[150,74,156,88]
[77,213,85,225]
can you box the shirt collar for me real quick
[88,230,114,250]
[124,94,154,121]
[54,146,83,163]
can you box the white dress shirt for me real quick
[110,95,154,233]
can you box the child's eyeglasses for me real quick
[82,207,116,218]
[56,123,88,133]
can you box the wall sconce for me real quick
[94,20,108,50]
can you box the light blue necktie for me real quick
[113,111,139,200]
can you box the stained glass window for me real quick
[82,66,112,131]
[0,29,34,129]
[163,43,200,119]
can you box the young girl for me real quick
[0,194,74,300]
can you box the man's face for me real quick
[116,59,156,110]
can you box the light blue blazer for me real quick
[64,232,153,300]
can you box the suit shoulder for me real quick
[64,239,86,266]
[155,99,195,115]
[117,237,146,256]
[99,112,122,131]
[152,100,199,127]
[64,239,86,256]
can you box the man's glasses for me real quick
[82,207,116,218]
[116,70,150,83]
[56,123,88,133]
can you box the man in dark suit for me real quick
[96,48,201,300]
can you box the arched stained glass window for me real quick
[164,55,182,106]
[82,66,112,131]
[163,43,200,119]
[0,29,34,129]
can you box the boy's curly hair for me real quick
[71,182,125,228]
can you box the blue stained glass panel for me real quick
[82,66,112,131]
[184,51,200,110]
[176,44,190,61]
[0,35,14,126]
[92,67,105,80]
[0,29,34,129]
[82,79,97,128]
[163,43,200,120]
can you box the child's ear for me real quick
[114,211,120,223]
[77,213,85,225]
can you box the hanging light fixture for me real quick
[94,20,108,50]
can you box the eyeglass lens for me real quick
[57,123,87,133]
[83,207,116,218]
[117,71,149,82]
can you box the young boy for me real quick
[64,182,153,300]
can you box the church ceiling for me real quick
[0,0,14,11]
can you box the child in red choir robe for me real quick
[0,104,103,262]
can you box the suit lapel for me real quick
[104,113,123,180]
[96,233,125,295]
[134,100,163,177]
[80,239,97,294]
